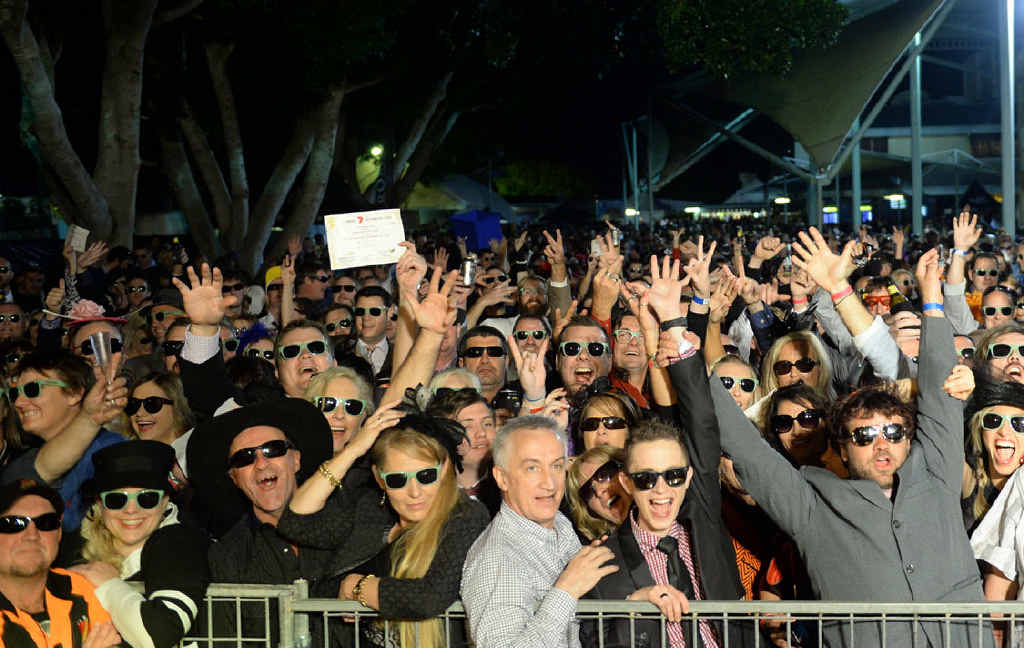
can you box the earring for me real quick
[380,492,387,507]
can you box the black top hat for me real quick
[186,397,332,498]
[92,441,175,494]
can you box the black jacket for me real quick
[583,352,753,648]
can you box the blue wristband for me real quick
[952,248,967,256]
[692,295,708,306]
[922,302,944,312]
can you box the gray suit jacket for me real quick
[711,315,992,648]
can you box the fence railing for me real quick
[180,581,1024,648]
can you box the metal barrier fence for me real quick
[180,582,1024,648]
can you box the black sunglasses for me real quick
[982,412,1024,434]
[559,341,609,358]
[313,275,330,283]
[5,352,23,365]
[139,336,155,346]
[331,284,356,293]
[960,347,976,358]
[772,409,823,434]
[162,340,184,357]
[221,283,245,294]
[152,311,182,323]
[100,489,164,510]
[227,439,294,469]
[378,465,442,489]
[772,358,818,376]
[279,340,327,359]
[315,397,366,416]
[0,265,10,274]
[984,306,1014,317]
[844,423,909,446]
[720,376,757,392]
[224,338,239,352]
[79,338,124,357]
[482,275,509,284]
[975,269,999,277]
[354,307,383,317]
[628,467,689,490]
[579,416,628,432]
[463,346,506,359]
[0,512,61,534]
[578,459,622,501]
[0,314,22,323]
[514,330,548,341]
[126,286,148,294]
[246,348,275,361]
[325,319,353,333]
[125,396,174,416]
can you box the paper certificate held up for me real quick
[324,209,406,270]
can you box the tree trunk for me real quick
[205,40,250,250]
[239,113,316,274]
[179,109,232,237]
[93,0,157,247]
[159,129,223,261]
[267,86,345,262]
[332,111,375,209]
[391,108,459,206]
[392,70,453,185]
[0,0,111,233]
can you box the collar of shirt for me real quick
[630,507,683,554]
[495,501,580,561]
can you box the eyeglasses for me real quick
[246,348,275,361]
[152,310,184,323]
[378,464,443,489]
[125,396,174,415]
[988,343,1024,359]
[221,283,245,294]
[628,467,690,490]
[278,340,327,359]
[354,307,383,317]
[224,338,239,353]
[315,397,367,416]
[162,340,184,357]
[126,286,148,294]
[960,347,976,358]
[7,379,68,401]
[325,319,353,333]
[0,512,61,534]
[862,295,891,308]
[331,284,356,293]
[5,352,22,365]
[578,459,622,501]
[100,489,164,510]
[613,329,644,344]
[984,306,1014,317]
[844,423,909,446]
[559,341,609,357]
[463,346,506,359]
[227,439,294,469]
[482,275,509,284]
[514,330,547,341]
[579,416,628,433]
[975,269,999,277]
[79,338,124,356]
[0,314,22,324]
[982,412,1024,434]
[772,358,818,376]
[771,409,823,434]
[719,376,757,392]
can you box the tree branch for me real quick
[154,0,204,26]
[391,70,453,184]
[159,128,223,261]
[332,111,373,210]
[391,108,459,205]
[205,40,250,249]
[178,107,232,236]
[0,0,111,234]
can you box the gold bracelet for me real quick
[353,574,373,607]
[318,462,342,489]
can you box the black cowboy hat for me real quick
[966,372,1024,423]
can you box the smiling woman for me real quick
[124,372,193,446]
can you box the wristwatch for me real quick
[659,317,687,331]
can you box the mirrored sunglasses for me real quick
[844,423,908,446]
[325,319,353,333]
[0,512,61,534]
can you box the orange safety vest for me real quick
[0,568,111,648]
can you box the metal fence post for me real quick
[287,579,310,648]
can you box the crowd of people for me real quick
[1,210,1024,647]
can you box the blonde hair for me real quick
[761,331,835,400]
[565,445,625,541]
[965,407,1019,523]
[80,497,170,572]
[304,366,376,417]
[371,427,461,648]
[123,372,193,441]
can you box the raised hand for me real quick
[753,236,784,263]
[44,279,65,314]
[287,234,302,257]
[915,247,943,309]
[552,299,579,341]
[791,227,857,294]
[646,255,687,322]
[395,241,428,299]
[952,209,982,251]
[540,387,569,428]
[280,253,296,288]
[760,278,791,306]
[348,400,405,459]
[82,369,128,425]
[542,229,566,267]
[433,245,450,271]
[709,274,740,324]
[790,268,817,303]
[681,236,717,299]
[476,279,516,309]
[514,230,529,252]
[738,276,760,306]
[173,263,236,327]
[406,269,458,335]
[78,241,108,270]
[509,335,549,400]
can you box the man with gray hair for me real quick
[461,415,618,648]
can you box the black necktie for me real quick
[657,535,694,599]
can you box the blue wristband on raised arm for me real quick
[921,302,944,312]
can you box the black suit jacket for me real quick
[583,352,753,648]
